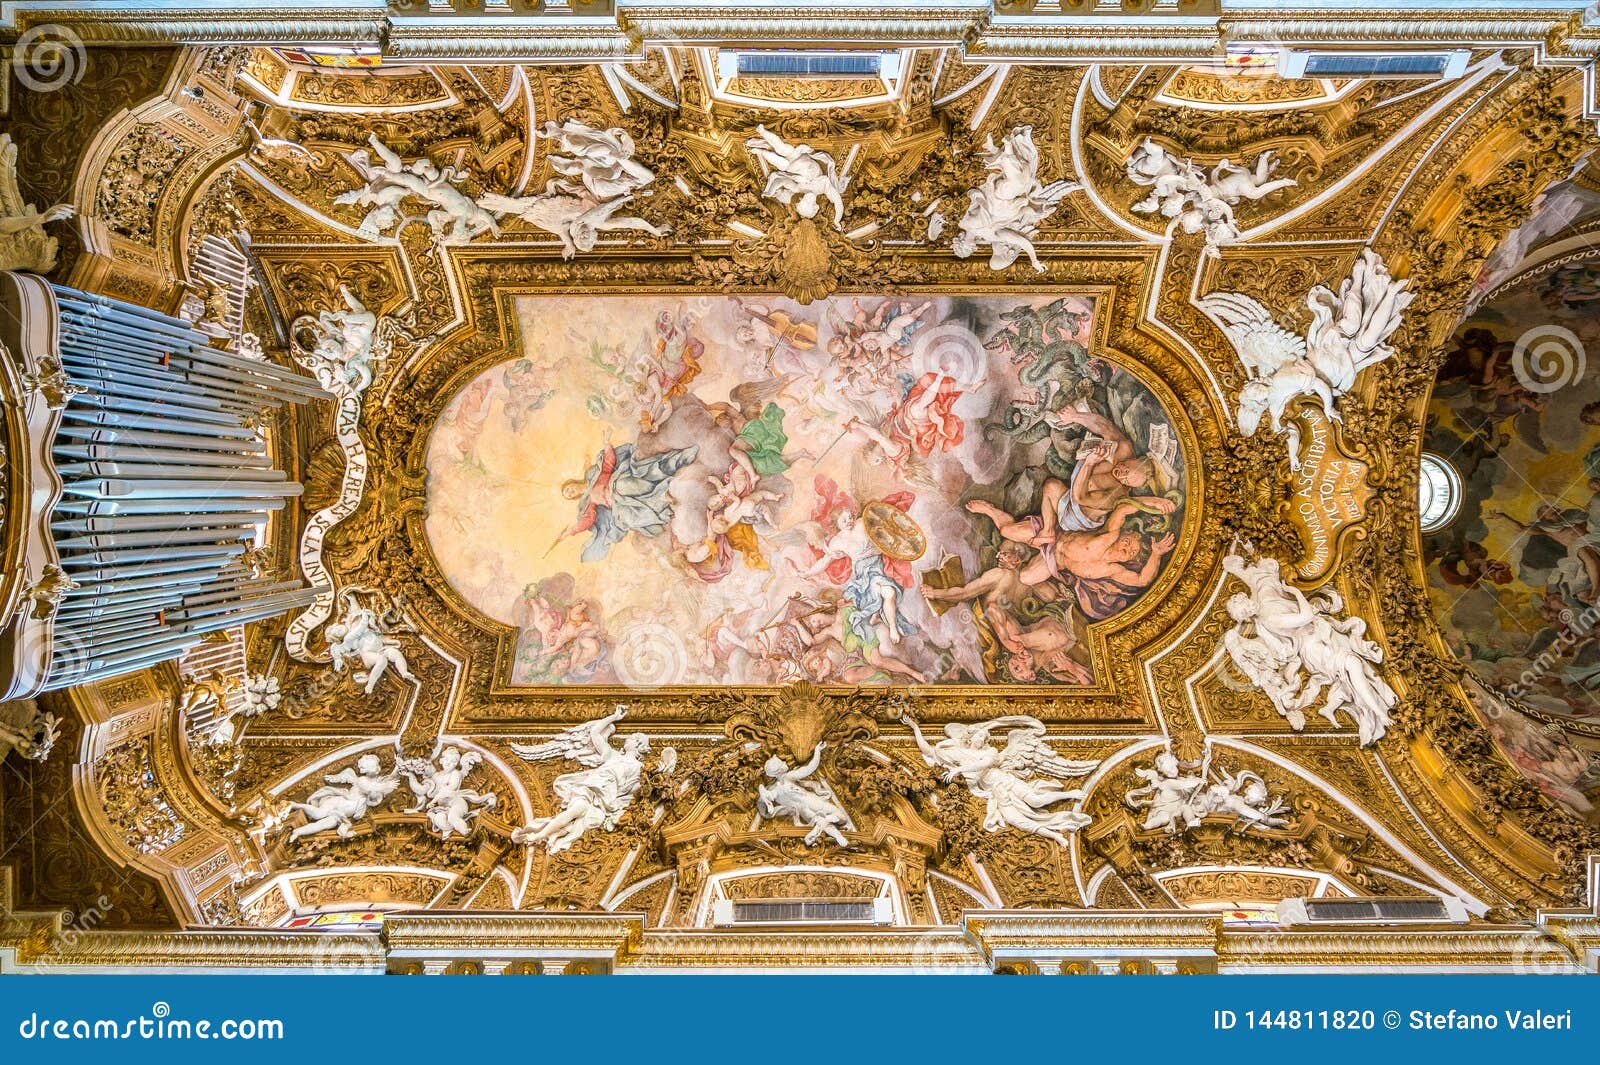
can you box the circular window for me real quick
[1418,452,1463,533]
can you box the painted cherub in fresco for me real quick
[636,309,705,431]
[735,301,820,378]
[501,357,555,432]
[1487,504,1600,606]
[841,371,966,471]
[704,464,783,536]
[824,299,930,397]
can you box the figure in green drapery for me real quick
[736,401,791,476]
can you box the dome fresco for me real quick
[1424,181,1600,819]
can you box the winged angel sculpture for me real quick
[1124,747,1289,835]
[1197,249,1413,468]
[744,125,849,228]
[289,285,428,400]
[335,133,499,243]
[952,126,1079,272]
[1220,544,1395,746]
[757,742,855,847]
[479,120,667,259]
[904,713,1100,844]
[287,752,400,841]
[1125,138,1296,248]
[511,706,675,853]
[0,133,74,273]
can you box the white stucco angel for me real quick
[334,133,499,243]
[398,746,498,840]
[541,119,656,201]
[1123,748,1209,834]
[745,125,848,228]
[1126,138,1295,248]
[511,705,675,853]
[1197,249,1411,468]
[1202,765,1290,832]
[756,742,855,847]
[1220,544,1396,746]
[1125,746,1288,835]
[291,285,381,398]
[903,713,1100,844]
[951,126,1079,272]
[287,752,400,841]
[1304,248,1414,394]
[0,133,74,274]
[0,703,61,763]
[325,589,417,695]
[478,119,666,259]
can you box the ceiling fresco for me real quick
[4,25,1600,973]
[424,293,1185,688]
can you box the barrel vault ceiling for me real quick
[3,6,1600,972]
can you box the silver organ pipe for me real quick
[1,270,331,699]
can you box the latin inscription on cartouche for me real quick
[1289,407,1372,582]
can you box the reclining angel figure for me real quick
[0,133,74,273]
[478,118,667,258]
[287,752,400,841]
[756,742,855,847]
[1220,544,1396,747]
[904,712,1100,844]
[744,125,848,228]
[952,126,1079,272]
[335,133,498,244]
[511,705,675,853]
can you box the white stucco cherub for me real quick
[756,742,855,847]
[287,752,400,841]
[744,125,848,229]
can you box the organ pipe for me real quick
[0,270,329,699]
